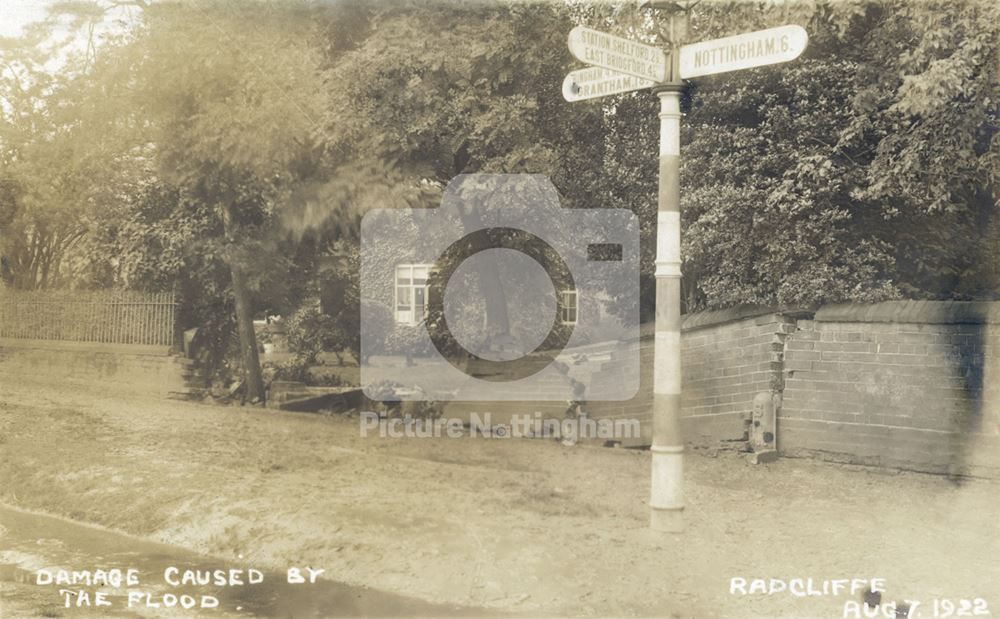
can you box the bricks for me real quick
[777,308,1000,474]
[577,301,1000,476]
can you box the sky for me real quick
[1,0,133,77]
[0,0,53,39]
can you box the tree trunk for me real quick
[447,151,511,348]
[220,199,265,405]
[230,259,266,404]
[457,207,511,339]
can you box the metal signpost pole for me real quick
[648,6,687,527]
[650,76,685,533]
[563,9,807,533]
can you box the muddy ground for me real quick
[1,378,998,618]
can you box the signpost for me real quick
[563,21,808,533]
[562,66,655,102]
[567,26,669,83]
[678,25,808,79]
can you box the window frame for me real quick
[559,289,578,325]
[394,263,432,325]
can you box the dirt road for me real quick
[0,505,484,618]
[1,379,998,617]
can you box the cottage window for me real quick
[559,290,578,325]
[395,264,431,325]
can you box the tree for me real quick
[6,0,388,390]
[324,1,614,348]
[8,0,997,380]
[599,0,1000,311]
[113,0,330,402]
[0,16,141,290]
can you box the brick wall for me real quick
[580,336,651,442]
[585,306,799,448]
[367,300,1000,476]
[582,301,1000,476]
[781,302,1000,476]
[680,309,796,448]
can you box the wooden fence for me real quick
[0,290,176,346]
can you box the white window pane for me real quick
[413,287,426,319]
[559,290,578,325]
[396,265,412,284]
[395,285,410,308]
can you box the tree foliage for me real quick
[0,17,140,289]
[3,0,998,380]
[601,0,1000,310]
[325,1,605,205]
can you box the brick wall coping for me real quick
[671,300,1000,332]
[681,305,777,331]
[814,300,1000,324]
[679,305,815,332]
[630,305,815,339]
[619,299,1000,341]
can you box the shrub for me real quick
[284,299,343,364]
[268,355,311,383]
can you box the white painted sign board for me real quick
[562,66,655,102]
[678,25,808,79]
[567,26,668,83]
